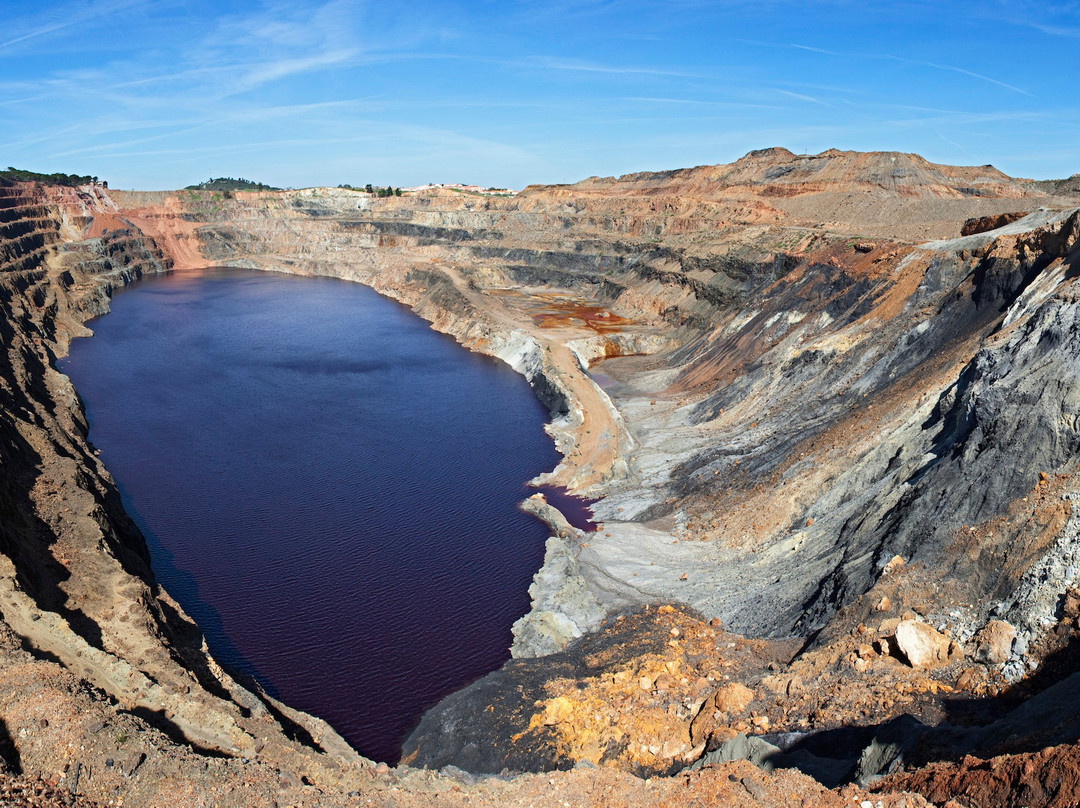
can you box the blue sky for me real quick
[1,0,1078,189]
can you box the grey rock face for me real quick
[691,715,925,789]
[510,535,605,658]
[684,211,1080,638]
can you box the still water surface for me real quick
[60,267,562,763]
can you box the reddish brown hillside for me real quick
[523,148,1067,240]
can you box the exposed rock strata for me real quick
[510,496,604,658]
[115,152,1080,646]
[0,180,375,802]
[4,148,1080,806]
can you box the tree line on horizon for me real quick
[1,167,102,187]
[185,177,281,191]
[338,184,403,196]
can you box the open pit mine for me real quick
[3,148,1080,807]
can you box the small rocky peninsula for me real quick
[4,149,1080,806]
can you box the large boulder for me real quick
[713,682,756,714]
[894,620,956,668]
[972,619,1017,664]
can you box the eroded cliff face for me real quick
[0,181,384,806]
[5,148,1080,807]
[112,151,1080,646]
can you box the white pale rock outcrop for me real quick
[510,497,606,658]
[894,619,955,668]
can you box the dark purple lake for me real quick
[59,267,563,763]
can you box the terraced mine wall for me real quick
[0,180,379,804]
[111,156,1080,777]
[5,149,1080,806]
[112,171,1080,648]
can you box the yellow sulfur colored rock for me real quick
[713,682,755,714]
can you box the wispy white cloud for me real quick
[772,88,834,108]
[786,43,1035,97]
[230,48,360,93]
[7,98,388,158]
[0,0,153,51]
[1022,20,1080,37]
[3,0,1078,188]
[771,78,871,97]
[0,1,375,113]
[876,109,1052,131]
[788,43,843,57]
[937,131,975,157]
[0,117,187,152]
[882,55,1035,98]
[525,56,703,78]
[80,119,542,188]
[970,1,1080,40]
[621,96,785,111]
[181,0,368,98]
[49,123,213,159]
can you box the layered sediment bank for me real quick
[4,149,1080,806]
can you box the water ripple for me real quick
[61,268,559,763]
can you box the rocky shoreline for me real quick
[5,149,1080,806]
